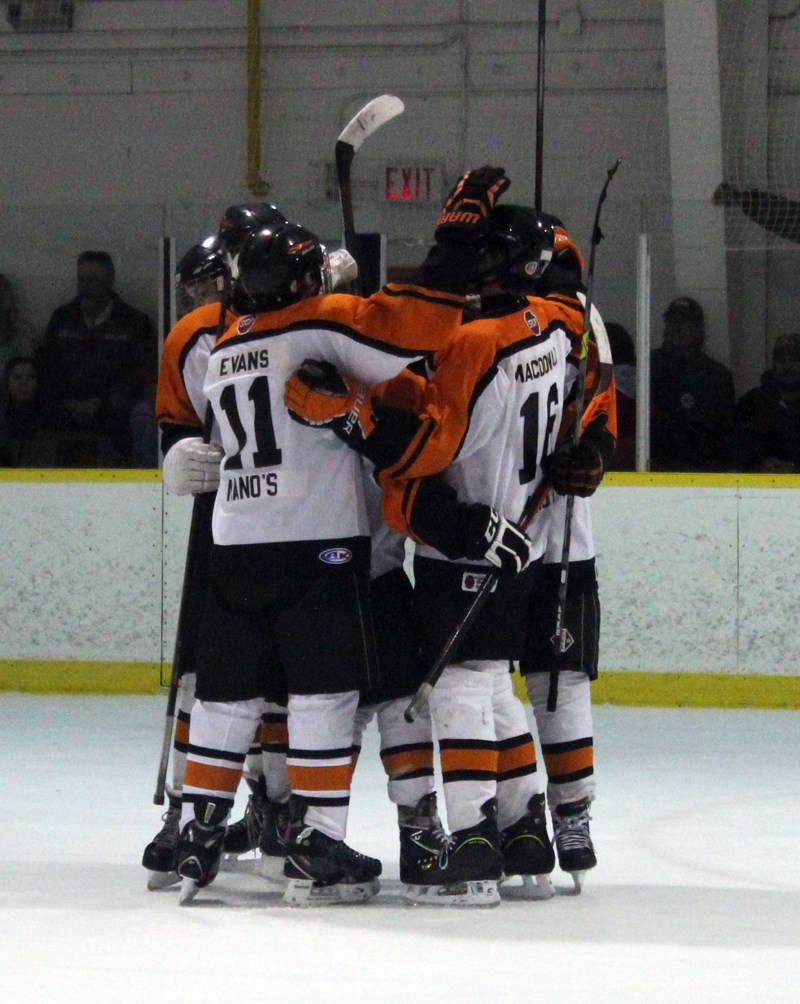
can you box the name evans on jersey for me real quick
[219,348,270,375]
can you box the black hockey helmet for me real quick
[235,223,326,312]
[479,204,556,291]
[217,202,288,256]
[175,238,226,316]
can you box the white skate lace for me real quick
[554,808,592,851]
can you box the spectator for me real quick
[36,251,157,466]
[605,321,636,470]
[0,355,58,467]
[0,273,40,376]
[650,296,736,471]
[735,333,800,473]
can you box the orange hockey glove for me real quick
[284,359,375,447]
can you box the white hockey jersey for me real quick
[203,286,465,547]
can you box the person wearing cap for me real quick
[735,333,800,472]
[650,296,736,471]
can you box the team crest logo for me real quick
[522,308,541,336]
[319,547,352,565]
[237,315,255,334]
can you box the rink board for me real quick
[0,470,799,706]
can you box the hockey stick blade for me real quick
[335,95,404,284]
[337,94,405,153]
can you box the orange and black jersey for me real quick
[155,302,236,454]
[203,282,466,547]
[374,291,589,561]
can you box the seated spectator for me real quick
[0,355,59,467]
[650,296,736,471]
[36,251,157,467]
[0,273,40,376]
[735,333,800,473]
[605,321,636,470]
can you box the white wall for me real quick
[1,475,798,677]
[2,2,800,394]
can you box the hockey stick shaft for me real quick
[535,0,547,210]
[335,94,404,294]
[404,479,550,723]
[549,159,621,712]
[153,293,230,804]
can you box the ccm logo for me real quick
[319,547,352,565]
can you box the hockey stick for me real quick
[335,94,404,293]
[404,478,551,723]
[548,159,621,713]
[153,289,230,805]
[535,0,547,210]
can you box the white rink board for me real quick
[0,481,162,662]
[0,481,798,676]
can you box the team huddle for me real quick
[143,165,616,908]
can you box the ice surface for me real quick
[1,695,797,1003]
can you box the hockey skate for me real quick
[257,797,290,882]
[402,797,503,908]
[552,798,596,893]
[219,779,266,872]
[176,800,229,905]
[282,797,381,907]
[499,793,555,900]
[142,798,181,890]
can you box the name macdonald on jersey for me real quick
[219,347,270,375]
[515,345,558,382]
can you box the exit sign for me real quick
[385,165,438,202]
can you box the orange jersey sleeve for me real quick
[156,303,235,429]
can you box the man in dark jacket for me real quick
[37,250,156,465]
[735,333,800,473]
[650,296,736,471]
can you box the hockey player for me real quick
[519,220,617,892]
[284,205,613,905]
[175,167,513,906]
[143,203,295,889]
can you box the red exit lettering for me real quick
[386,166,435,201]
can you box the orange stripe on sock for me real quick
[183,760,242,795]
[439,746,498,775]
[544,746,594,778]
[288,762,352,793]
[174,718,190,746]
[381,747,433,778]
[498,737,536,775]
[262,721,288,745]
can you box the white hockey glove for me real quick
[323,248,359,293]
[465,505,535,575]
[162,437,223,495]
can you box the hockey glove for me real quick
[435,166,511,243]
[322,248,358,293]
[542,439,604,497]
[284,359,375,447]
[162,436,223,495]
[464,504,535,575]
